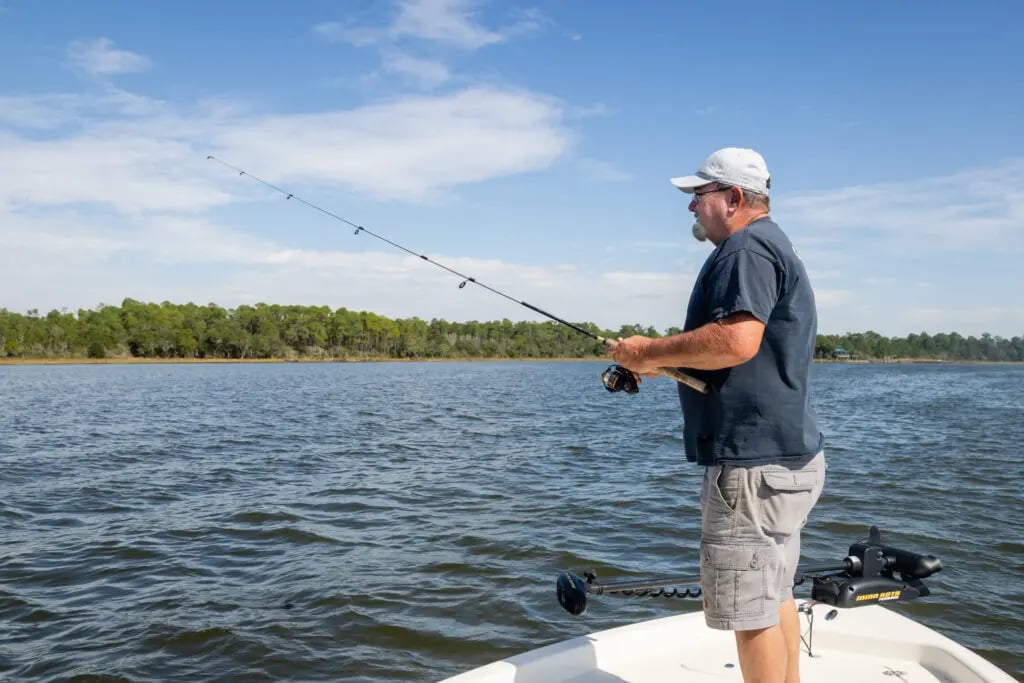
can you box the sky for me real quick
[1,0,1022,338]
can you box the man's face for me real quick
[689,183,731,242]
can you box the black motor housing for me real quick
[811,574,930,607]
[811,526,940,608]
[557,571,589,615]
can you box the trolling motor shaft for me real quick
[557,526,942,615]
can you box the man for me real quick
[608,147,825,683]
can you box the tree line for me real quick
[1,300,1021,362]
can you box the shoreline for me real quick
[1,357,1020,367]
[0,356,609,366]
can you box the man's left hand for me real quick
[606,336,662,375]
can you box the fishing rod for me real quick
[207,156,709,395]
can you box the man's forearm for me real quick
[647,317,763,370]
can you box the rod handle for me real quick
[658,367,709,394]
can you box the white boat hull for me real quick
[440,601,1015,682]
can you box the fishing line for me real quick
[206,155,708,394]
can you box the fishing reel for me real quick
[601,365,639,394]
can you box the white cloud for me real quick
[805,268,842,281]
[500,7,548,40]
[95,86,166,117]
[392,0,503,49]
[315,0,518,50]
[0,210,132,260]
[777,158,1024,252]
[67,38,151,76]
[0,131,233,213]
[312,2,549,102]
[0,80,585,323]
[0,94,84,129]
[210,88,570,201]
[311,0,503,49]
[770,161,1024,336]
[603,271,690,286]
[0,87,164,130]
[381,51,451,88]
[814,289,855,306]
[0,86,569,211]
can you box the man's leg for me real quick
[734,623,787,683]
[702,453,824,683]
[734,601,800,683]
[778,599,801,683]
[730,452,824,683]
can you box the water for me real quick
[1,361,1022,682]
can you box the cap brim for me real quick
[669,174,715,193]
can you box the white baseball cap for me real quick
[670,147,771,195]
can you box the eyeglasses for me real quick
[692,186,733,203]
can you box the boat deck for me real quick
[440,602,1014,682]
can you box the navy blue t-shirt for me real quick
[677,217,824,466]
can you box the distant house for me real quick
[832,345,851,360]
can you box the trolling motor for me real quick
[557,526,941,616]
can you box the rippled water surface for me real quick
[1,361,1022,681]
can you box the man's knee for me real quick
[735,625,771,643]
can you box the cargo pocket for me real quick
[759,468,819,537]
[700,541,770,620]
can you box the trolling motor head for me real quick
[601,365,639,394]
[810,526,942,607]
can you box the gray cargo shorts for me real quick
[699,451,826,631]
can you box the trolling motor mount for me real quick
[809,526,942,608]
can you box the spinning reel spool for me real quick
[601,365,639,394]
